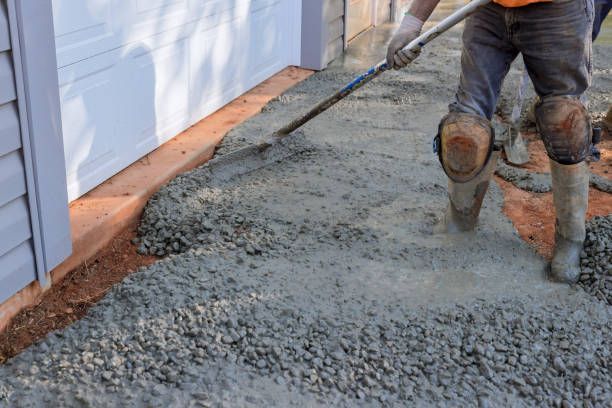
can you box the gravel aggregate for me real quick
[579,215,612,305]
[1,24,610,408]
[0,251,610,407]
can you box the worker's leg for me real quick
[439,4,517,232]
[518,0,594,283]
[450,3,519,119]
[518,0,593,99]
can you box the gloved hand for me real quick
[386,14,424,70]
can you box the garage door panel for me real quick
[126,48,157,152]
[191,2,244,34]
[52,0,112,37]
[130,0,190,43]
[248,2,285,81]
[59,67,119,194]
[136,0,186,13]
[134,0,189,28]
[56,0,298,200]
[190,0,243,18]
[132,39,190,153]
[252,0,281,12]
[190,17,243,118]
[52,0,117,67]
[143,39,189,123]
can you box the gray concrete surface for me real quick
[1,15,611,408]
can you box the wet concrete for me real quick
[1,9,610,408]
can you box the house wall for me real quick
[0,0,71,304]
[302,0,391,71]
[325,0,345,67]
[0,0,39,303]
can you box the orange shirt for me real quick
[494,0,552,7]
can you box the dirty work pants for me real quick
[450,0,594,119]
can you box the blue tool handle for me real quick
[341,61,391,93]
[274,61,390,136]
[274,0,489,137]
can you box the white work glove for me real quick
[386,14,424,70]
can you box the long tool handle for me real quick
[274,0,490,137]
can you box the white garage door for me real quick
[53,0,301,201]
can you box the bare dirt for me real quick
[498,178,612,259]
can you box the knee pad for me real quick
[535,96,592,164]
[434,112,494,183]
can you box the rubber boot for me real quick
[439,151,500,233]
[549,160,589,284]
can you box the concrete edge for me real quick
[0,66,314,333]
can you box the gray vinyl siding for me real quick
[0,2,8,52]
[325,0,345,66]
[0,52,15,102]
[0,0,38,303]
[0,149,26,206]
[302,0,392,70]
[0,102,20,156]
[301,0,346,70]
[13,0,71,272]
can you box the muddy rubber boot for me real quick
[549,160,589,284]
[439,151,500,233]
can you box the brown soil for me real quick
[0,224,157,363]
[497,178,612,259]
[498,128,612,259]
